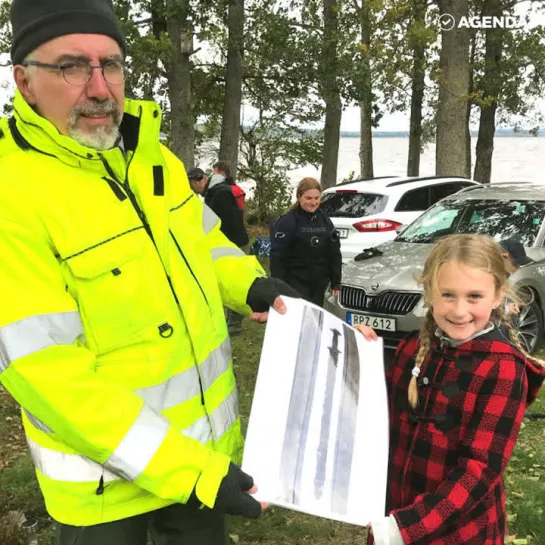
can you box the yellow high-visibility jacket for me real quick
[0,91,265,526]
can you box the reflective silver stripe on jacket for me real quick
[24,410,53,434]
[104,405,169,481]
[26,338,232,435]
[203,205,220,234]
[27,406,169,484]
[211,247,245,262]
[0,312,84,372]
[183,386,239,444]
[26,389,238,483]
[27,437,118,483]
[135,338,232,412]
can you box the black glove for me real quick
[187,463,262,518]
[214,463,262,518]
[246,277,301,312]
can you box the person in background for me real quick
[356,234,545,545]
[187,166,208,197]
[212,160,246,211]
[188,165,250,336]
[0,1,298,543]
[500,237,535,316]
[270,177,342,307]
[188,166,249,252]
[500,237,534,275]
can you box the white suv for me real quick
[321,176,480,262]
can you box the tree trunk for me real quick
[321,0,342,189]
[435,0,470,176]
[406,0,426,177]
[358,0,373,179]
[165,0,195,168]
[219,0,244,177]
[474,0,504,184]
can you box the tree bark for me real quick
[358,0,374,180]
[219,0,244,177]
[406,0,427,177]
[321,0,342,189]
[474,0,504,184]
[435,0,470,176]
[165,0,195,168]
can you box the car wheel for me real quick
[517,299,543,354]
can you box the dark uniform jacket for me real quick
[386,327,545,545]
[204,175,249,248]
[269,206,342,296]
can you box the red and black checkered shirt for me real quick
[386,327,545,545]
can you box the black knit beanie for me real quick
[10,0,126,65]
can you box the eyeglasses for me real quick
[23,59,125,86]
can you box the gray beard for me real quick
[70,125,120,151]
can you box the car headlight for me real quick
[412,296,428,318]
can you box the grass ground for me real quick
[1,320,545,543]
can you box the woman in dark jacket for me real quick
[270,177,342,307]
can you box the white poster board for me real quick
[242,297,389,526]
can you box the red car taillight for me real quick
[353,219,402,232]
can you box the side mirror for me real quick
[396,224,407,234]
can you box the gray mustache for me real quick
[72,102,119,118]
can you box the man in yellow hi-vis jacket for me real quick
[0,1,298,543]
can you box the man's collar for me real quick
[10,90,162,165]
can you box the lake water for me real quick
[286,136,545,187]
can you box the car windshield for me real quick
[320,192,388,218]
[396,198,545,245]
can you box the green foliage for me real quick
[341,170,357,183]
[0,0,11,55]
[239,117,323,222]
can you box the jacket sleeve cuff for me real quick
[371,515,405,545]
[195,451,231,508]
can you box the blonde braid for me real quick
[496,304,545,367]
[409,311,435,408]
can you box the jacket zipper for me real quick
[170,231,209,305]
[99,155,181,306]
[99,156,209,409]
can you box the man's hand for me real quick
[188,463,268,518]
[214,463,267,518]
[246,278,300,323]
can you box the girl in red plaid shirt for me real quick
[357,234,545,545]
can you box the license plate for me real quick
[347,312,396,331]
[336,228,348,239]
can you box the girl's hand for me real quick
[354,324,378,341]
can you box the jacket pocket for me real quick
[64,231,167,353]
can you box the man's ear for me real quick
[13,65,37,105]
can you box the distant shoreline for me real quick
[344,130,541,138]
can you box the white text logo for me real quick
[438,14,522,31]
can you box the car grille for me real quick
[340,286,421,316]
